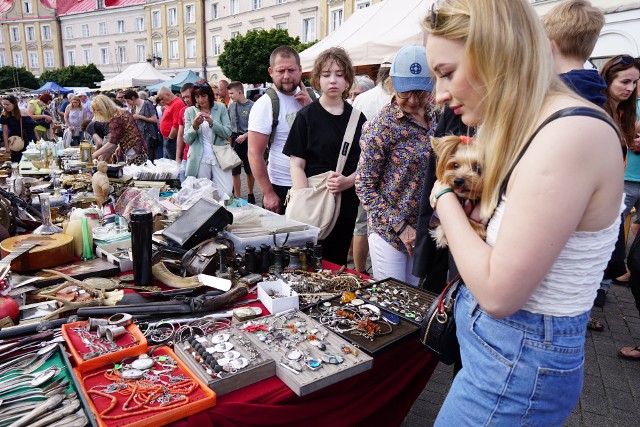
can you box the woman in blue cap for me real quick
[355,45,437,285]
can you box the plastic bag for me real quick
[170,176,221,209]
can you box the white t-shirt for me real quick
[248,88,302,186]
[201,124,215,160]
[352,85,393,120]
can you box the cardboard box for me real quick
[96,239,132,272]
[258,280,299,315]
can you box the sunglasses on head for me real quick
[611,55,639,67]
[426,1,439,30]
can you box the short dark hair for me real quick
[227,81,244,92]
[106,92,116,99]
[269,45,300,68]
[123,89,139,100]
[180,82,194,92]
[191,82,216,107]
[310,47,355,100]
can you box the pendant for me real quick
[223,350,241,360]
[286,349,303,361]
[211,333,230,344]
[132,358,155,370]
[321,353,344,365]
[121,368,144,380]
[214,342,234,352]
[305,358,322,370]
[382,313,400,325]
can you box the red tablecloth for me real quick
[171,262,439,427]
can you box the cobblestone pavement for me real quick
[401,282,640,427]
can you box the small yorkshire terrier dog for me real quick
[429,135,486,248]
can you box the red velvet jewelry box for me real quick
[62,320,148,373]
[74,346,216,427]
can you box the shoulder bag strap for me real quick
[335,107,361,175]
[499,107,619,198]
[19,115,24,140]
[265,88,279,148]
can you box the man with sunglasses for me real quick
[248,45,313,214]
[157,86,184,160]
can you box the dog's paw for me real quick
[429,226,449,248]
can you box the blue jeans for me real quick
[436,286,587,426]
[179,159,187,183]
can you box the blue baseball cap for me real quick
[390,45,434,93]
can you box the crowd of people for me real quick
[1,0,639,423]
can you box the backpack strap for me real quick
[499,107,620,198]
[265,88,279,148]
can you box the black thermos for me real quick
[130,210,153,286]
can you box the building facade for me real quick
[0,0,62,77]
[320,0,382,39]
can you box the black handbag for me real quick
[162,198,233,250]
[420,274,461,365]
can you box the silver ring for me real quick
[108,313,133,327]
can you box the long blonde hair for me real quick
[91,94,121,121]
[424,0,575,219]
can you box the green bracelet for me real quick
[432,188,454,210]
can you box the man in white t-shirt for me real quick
[248,45,313,214]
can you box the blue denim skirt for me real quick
[435,285,588,426]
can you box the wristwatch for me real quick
[431,188,454,210]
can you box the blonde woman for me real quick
[424,0,623,424]
[91,95,147,165]
[64,95,86,146]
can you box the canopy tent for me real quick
[146,70,201,93]
[99,62,171,91]
[300,0,432,72]
[33,81,74,94]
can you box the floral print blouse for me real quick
[109,109,146,156]
[355,101,436,253]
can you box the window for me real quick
[41,25,51,41]
[231,31,239,39]
[25,26,35,42]
[116,20,125,33]
[136,44,145,62]
[251,0,261,10]
[100,47,109,64]
[169,40,178,59]
[67,50,76,66]
[152,11,161,28]
[23,0,32,13]
[330,8,343,33]
[44,51,54,68]
[97,0,105,8]
[13,52,23,68]
[153,41,162,57]
[212,35,221,56]
[356,1,371,9]
[186,38,196,58]
[302,17,316,43]
[83,48,91,65]
[10,26,20,42]
[28,52,38,69]
[276,22,287,30]
[212,3,219,19]
[185,5,195,23]
[65,25,73,40]
[276,0,287,4]
[168,8,177,26]
[230,0,239,15]
[82,24,89,37]
[0,54,6,67]
[136,17,144,31]
[98,22,107,36]
[118,46,127,63]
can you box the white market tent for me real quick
[99,63,171,90]
[300,0,433,72]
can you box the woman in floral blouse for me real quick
[91,95,148,165]
[355,45,437,285]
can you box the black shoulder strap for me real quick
[499,107,619,197]
[265,88,279,148]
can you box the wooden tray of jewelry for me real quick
[240,311,373,396]
[74,346,216,427]
[356,278,438,325]
[265,270,371,310]
[174,325,276,396]
[304,294,420,356]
